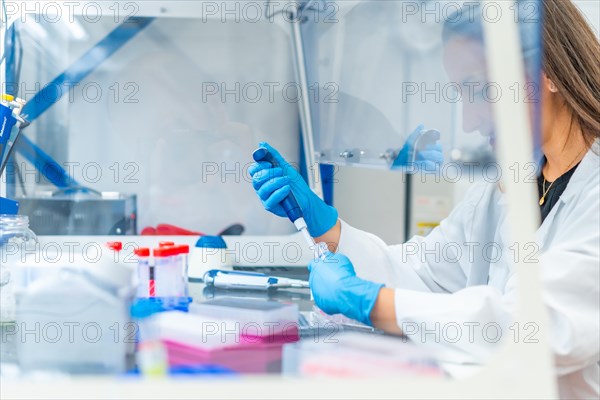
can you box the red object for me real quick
[175,244,190,254]
[153,246,179,257]
[149,279,156,297]
[141,227,157,235]
[107,242,123,251]
[134,248,150,257]
[164,341,284,374]
[141,224,205,236]
[159,241,175,247]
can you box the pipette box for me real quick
[164,340,284,374]
[189,298,300,339]
[153,311,294,373]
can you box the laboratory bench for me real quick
[0,268,381,378]
[0,268,485,400]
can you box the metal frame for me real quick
[0,0,7,200]
[289,4,323,198]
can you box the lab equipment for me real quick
[16,250,134,374]
[202,285,312,303]
[134,248,152,297]
[0,104,18,167]
[0,96,26,174]
[154,246,187,298]
[202,269,310,291]
[16,192,137,235]
[307,250,384,326]
[153,311,292,373]
[310,306,381,334]
[0,215,37,323]
[189,298,299,339]
[0,95,28,216]
[188,236,233,282]
[392,125,443,171]
[141,224,204,236]
[176,245,190,296]
[251,143,336,256]
[283,332,442,378]
[130,299,169,377]
[0,197,19,215]
[132,297,193,314]
[217,223,245,236]
[126,364,235,377]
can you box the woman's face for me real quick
[443,36,496,146]
[443,35,552,151]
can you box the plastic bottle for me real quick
[16,251,134,374]
[175,244,190,296]
[154,246,180,297]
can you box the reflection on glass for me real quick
[304,0,542,172]
[7,17,301,235]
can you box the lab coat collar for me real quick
[553,141,600,204]
[536,141,599,246]
[495,142,598,209]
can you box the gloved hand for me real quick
[308,251,384,326]
[393,124,444,172]
[249,142,338,238]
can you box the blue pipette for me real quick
[253,147,327,259]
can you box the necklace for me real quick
[539,179,554,206]
[539,148,586,206]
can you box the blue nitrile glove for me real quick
[249,142,338,238]
[393,124,444,172]
[308,251,384,326]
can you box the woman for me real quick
[250,0,599,397]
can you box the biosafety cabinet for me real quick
[1,1,557,398]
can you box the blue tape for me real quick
[12,17,155,188]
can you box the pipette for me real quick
[252,147,327,259]
[203,269,310,291]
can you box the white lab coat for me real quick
[338,144,599,399]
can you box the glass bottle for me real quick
[0,215,38,323]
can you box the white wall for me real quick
[574,0,600,36]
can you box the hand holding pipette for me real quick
[250,143,338,258]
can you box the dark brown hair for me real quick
[542,0,600,147]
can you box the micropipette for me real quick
[203,269,310,291]
[252,147,327,259]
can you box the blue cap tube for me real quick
[252,147,304,224]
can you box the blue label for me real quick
[0,104,17,145]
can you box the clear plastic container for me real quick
[16,253,133,374]
[154,246,182,297]
[175,245,190,297]
[0,215,37,323]
[135,248,152,298]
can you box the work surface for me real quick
[0,268,476,381]
[0,268,318,374]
